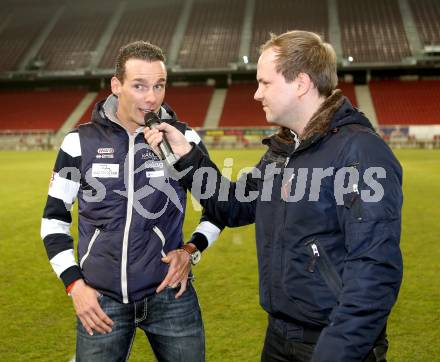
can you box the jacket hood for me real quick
[324,91,373,132]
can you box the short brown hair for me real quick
[260,30,337,96]
[114,41,166,81]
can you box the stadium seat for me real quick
[369,80,440,125]
[99,0,182,69]
[219,83,266,127]
[409,0,440,46]
[164,85,214,128]
[250,0,329,63]
[338,0,412,63]
[0,2,59,71]
[76,89,112,126]
[35,0,118,70]
[219,82,357,128]
[338,82,358,108]
[176,0,245,69]
[1,89,88,131]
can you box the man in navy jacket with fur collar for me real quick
[145,31,403,362]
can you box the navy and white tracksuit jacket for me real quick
[41,95,221,303]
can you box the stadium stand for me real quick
[219,83,266,127]
[35,0,118,71]
[409,0,440,46]
[338,0,412,63]
[99,0,183,69]
[250,0,329,63]
[369,80,440,125]
[337,82,358,107]
[76,89,111,126]
[0,2,59,72]
[176,0,245,68]
[0,0,439,150]
[164,85,214,128]
[0,89,87,131]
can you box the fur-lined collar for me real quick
[301,89,345,140]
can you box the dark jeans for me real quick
[261,318,388,362]
[261,323,315,362]
[76,283,204,362]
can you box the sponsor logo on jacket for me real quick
[96,147,114,159]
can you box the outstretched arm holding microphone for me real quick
[144,122,258,228]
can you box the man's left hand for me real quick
[156,249,191,298]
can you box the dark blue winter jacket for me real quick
[174,92,403,361]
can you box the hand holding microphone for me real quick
[144,112,178,166]
[144,112,193,161]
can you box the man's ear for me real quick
[296,72,312,97]
[111,76,121,97]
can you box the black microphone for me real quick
[144,111,178,166]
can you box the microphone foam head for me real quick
[144,111,160,128]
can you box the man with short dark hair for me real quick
[145,31,403,362]
[41,41,220,361]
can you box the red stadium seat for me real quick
[338,82,358,108]
[0,89,87,131]
[76,89,112,126]
[219,82,357,128]
[370,80,440,125]
[165,85,214,128]
[219,83,266,127]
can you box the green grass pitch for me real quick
[0,148,439,361]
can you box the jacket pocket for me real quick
[305,239,342,297]
[80,228,101,269]
[152,226,167,258]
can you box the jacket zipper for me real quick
[121,133,136,303]
[282,155,294,226]
[268,157,290,311]
[79,228,101,269]
[307,242,320,273]
[306,239,343,297]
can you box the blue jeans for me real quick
[76,283,205,362]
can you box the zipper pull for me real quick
[284,156,290,167]
[307,243,320,273]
